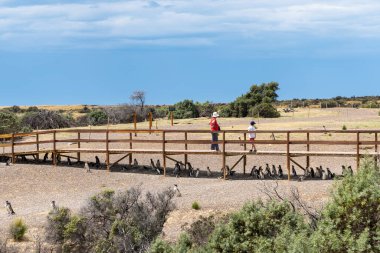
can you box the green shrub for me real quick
[0,110,20,134]
[46,187,175,253]
[192,201,201,210]
[208,200,311,253]
[342,125,347,130]
[9,218,27,241]
[149,237,174,253]
[21,110,72,130]
[250,103,280,118]
[45,207,72,244]
[310,158,380,252]
[174,100,199,119]
[88,109,108,125]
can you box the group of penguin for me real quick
[249,163,354,181]
[121,158,212,178]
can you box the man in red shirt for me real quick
[210,112,220,151]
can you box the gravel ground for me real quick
[0,108,379,249]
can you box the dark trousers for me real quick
[211,132,219,151]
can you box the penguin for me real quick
[206,166,212,177]
[195,168,200,178]
[5,201,15,215]
[173,184,181,197]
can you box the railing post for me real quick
[133,113,137,137]
[53,131,57,166]
[77,132,81,162]
[287,131,290,181]
[184,132,188,168]
[243,133,247,175]
[149,112,153,132]
[36,132,40,161]
[106,130,110,171]
[306,132,310,168]
[162,131,166,176]
[11,133,15,164]
[171,112,174,126]
[375,132,378,165]
[129,132,133,165]
[356,132,360,170]
[223,131,226,179]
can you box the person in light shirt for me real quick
[248,120,257,153]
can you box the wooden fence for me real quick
[1,129,379,180]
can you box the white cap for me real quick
[212,112,219,117]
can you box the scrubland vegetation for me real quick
[1,158,379,253]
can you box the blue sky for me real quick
[1,0,380,106]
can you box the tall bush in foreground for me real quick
[311,159,380,252]
[46,187,175,253]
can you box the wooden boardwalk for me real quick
[1,129,379,180]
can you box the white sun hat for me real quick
[212,112,219,117]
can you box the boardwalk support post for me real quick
[11,133,15,164]
[129,132,133,165]
[106,130,110,171]
[77,132,81,162]
[243,133,247,175]
[306,132,310,168]
[287,131,290,181]
[53,131,57,166]
[223,131,226,179]
[163,131,166,176]
[184,132,188,169]
[356,132,360,170]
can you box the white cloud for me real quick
[1,0,380,49]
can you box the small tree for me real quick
[130,90,146,113]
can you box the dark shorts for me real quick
[250,138,255,141]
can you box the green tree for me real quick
[227,82,280,118]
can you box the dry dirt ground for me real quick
[0,108,379,250]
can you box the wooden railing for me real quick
[1,129,379,180]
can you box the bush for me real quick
[9,218,27,241]
[196,102,216,118]
[208,200,311,252]
[46,207,72,244]
[26,106,39,112]
[46,187,175,253]
[186,215,220,247]
[342,125,347,130]
[0,111,20,134]
[250,103,280,118]
[88,109,108,126]
[21,110,72,130]
[192,201,201,210]
[311,159,380,252]
[174,100,199,119]
[149,237,174,253]
[79,105,91,113]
